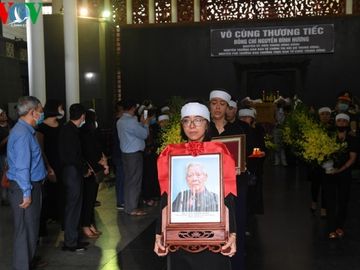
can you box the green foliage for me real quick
[157,96,186,154]
[264,134,278,151]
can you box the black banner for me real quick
[210,24,334,57]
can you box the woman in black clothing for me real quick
[308,107,332,216]
[154,102,237,270]
[80,109,109,238]
[208,90,234,137]
[238,108,266,216]
[37,99,64,234]
[207,90,247,270]
[325,113,358,239]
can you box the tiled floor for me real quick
[244,164,360,270]
[1,162,360,270]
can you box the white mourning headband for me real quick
[238,108,256,118]
[335,113,350,122]
[158,114,169,121]
[181,102,210,121]
[209,90,231,104]
[161,106,170,113]
[318,107,331,114]
[228,100,237,108]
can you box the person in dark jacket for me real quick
[58,103,88,252]
[37,99,64,236]
[325,113,358,239]
[80,109,109,238]
[308,107,332,217]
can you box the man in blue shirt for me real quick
[7,96,47,270]
[117,99,152,215]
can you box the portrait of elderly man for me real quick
[172,163,219,212]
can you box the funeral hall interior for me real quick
[1,0,360,270]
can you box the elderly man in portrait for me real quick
[172,163,219,212]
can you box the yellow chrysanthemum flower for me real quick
[282,106,346,165]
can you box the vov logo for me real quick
[0,2,43,26]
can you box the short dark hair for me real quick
[69,103,85,120]
[122,99,138,111]
[85,109,96,124]
[44,99,63,118]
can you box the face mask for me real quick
[337,126,349,132]
[95,121,98,129]
[57,110,65,119]
[338,103,349,112]
[35,112,44,126]
[79,120,86,128]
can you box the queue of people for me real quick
[1,95,172,269]
[307,91,359,240]
[269,90,359,240]
[150,90,267,270]
[1,89,359,270]
[1,98,111,269]
[0,91,268,270]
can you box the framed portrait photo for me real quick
[212,135,246,174]
[163,152,229,252]
[170,154,221,223]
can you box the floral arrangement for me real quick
[157,96,186,154]
[264,134,278,151]
[282,105,345,165]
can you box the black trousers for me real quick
[309,167,326,208]
[63,166,83,247]
[231,174,248,270]
[81,175,98,227]
[311,178,326,208]
[9,180,42,270]
[39,180,59,237]
[142,152,160,200]
[323,171,352,232]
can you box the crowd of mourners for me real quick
[0,89,359,270]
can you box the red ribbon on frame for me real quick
[157,141,237,197]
